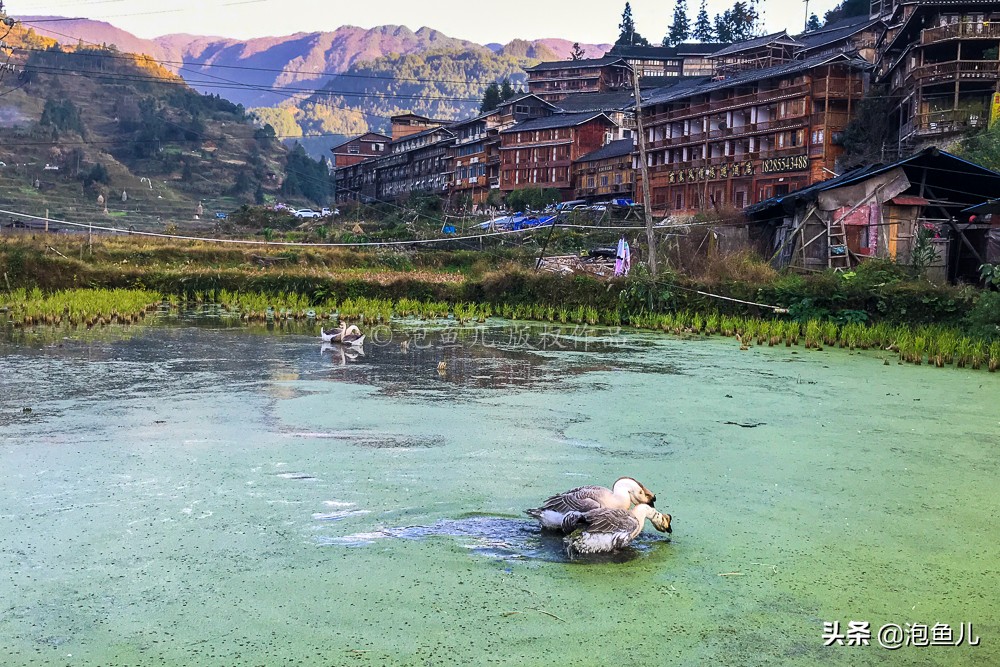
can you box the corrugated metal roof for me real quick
[747,148,1000,217]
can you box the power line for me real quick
[0,206,553,246]
[13,27,521,88]
[16,57,488,104]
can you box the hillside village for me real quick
[331,1,1000,282]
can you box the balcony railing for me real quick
[921,22,1000,44]
[646,82,811,124]
[908,59,1000,83]
[900,110,987,139]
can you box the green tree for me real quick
[570,43,586,60]
[480,82,501,111]
[693,0,715,42]
[617,2,651,47]
[713,13,733,43]
[955,123,1000,173]
[838,84,898,170]
[806,13,822,31]
[40,99,85,136]
[664,0,691,46]
[282,143,331,205]
[714,1,761,43]
[824,0,870,24]
[500,78,517,102]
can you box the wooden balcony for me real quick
[921,22,1000,44]
[908,59,1000,83]
[811,78,864,98]
[646,82,811,124]
[900,110,987,139]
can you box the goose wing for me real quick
[575,508,639,535]
[538,486,607,513]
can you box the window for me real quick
[348,146,360,155]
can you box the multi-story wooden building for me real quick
[525,57,632,102]
[796,15,883,62]
[572,138,635,201]
[637,52,869,214]
[389,113,449,141]
[606,43,725,78]
[330,132,391,168]
[500,112,618,198]
[875,0,1000,151]
[448,95,559,206]
[334,126,455,203]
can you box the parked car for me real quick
[214,211,228,220]
[294,209,321,218]
[320,207,340,217]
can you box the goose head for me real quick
[651,511,673,534]
[614,476,657,508]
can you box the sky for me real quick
[6,0,845,43]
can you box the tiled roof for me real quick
[554,91,636,112]
[576,139,634,163]
[607,43,726,58]
[795,15,882,51]
[329,132,391,152]
[526,56,630,72]
[499,112,614,134]
[710,31,803,58]
[641,52,869,107]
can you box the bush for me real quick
[963,291,1000,340]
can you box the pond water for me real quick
[0,315,997,666]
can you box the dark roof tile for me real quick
[576,139,634,163]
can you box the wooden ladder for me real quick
[828,217,851,271]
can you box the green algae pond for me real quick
[0,315,997,666]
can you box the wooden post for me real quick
[632,66,657,275]
[45,209,48,233]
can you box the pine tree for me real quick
[713,14,734,43]
[664,0,691,46]
[806,13,822,31]
[500,78,517,102]
[617,2,650,47]
[480,82,501,112]
[570,42,586,60]
[693,0,715,42]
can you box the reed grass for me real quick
[2,287,161,327]
[5,286,998,374]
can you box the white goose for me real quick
[525,477,657,531]
[321,322,365,347]
[562,503,672,556]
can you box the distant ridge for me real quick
[20,17,610,108]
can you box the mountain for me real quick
[0,23,301,225]
[21,17,612,108]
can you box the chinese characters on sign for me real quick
[823,621,981,650]
[667,160,755,184]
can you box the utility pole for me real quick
[632,66,657,275]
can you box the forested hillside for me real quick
[253,47,539,157]
[0,24,296,227]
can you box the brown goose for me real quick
[525,477,657,531]
[562,504,672,556]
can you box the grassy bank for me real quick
[4,289,1000,372]
[2,233,998,341]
